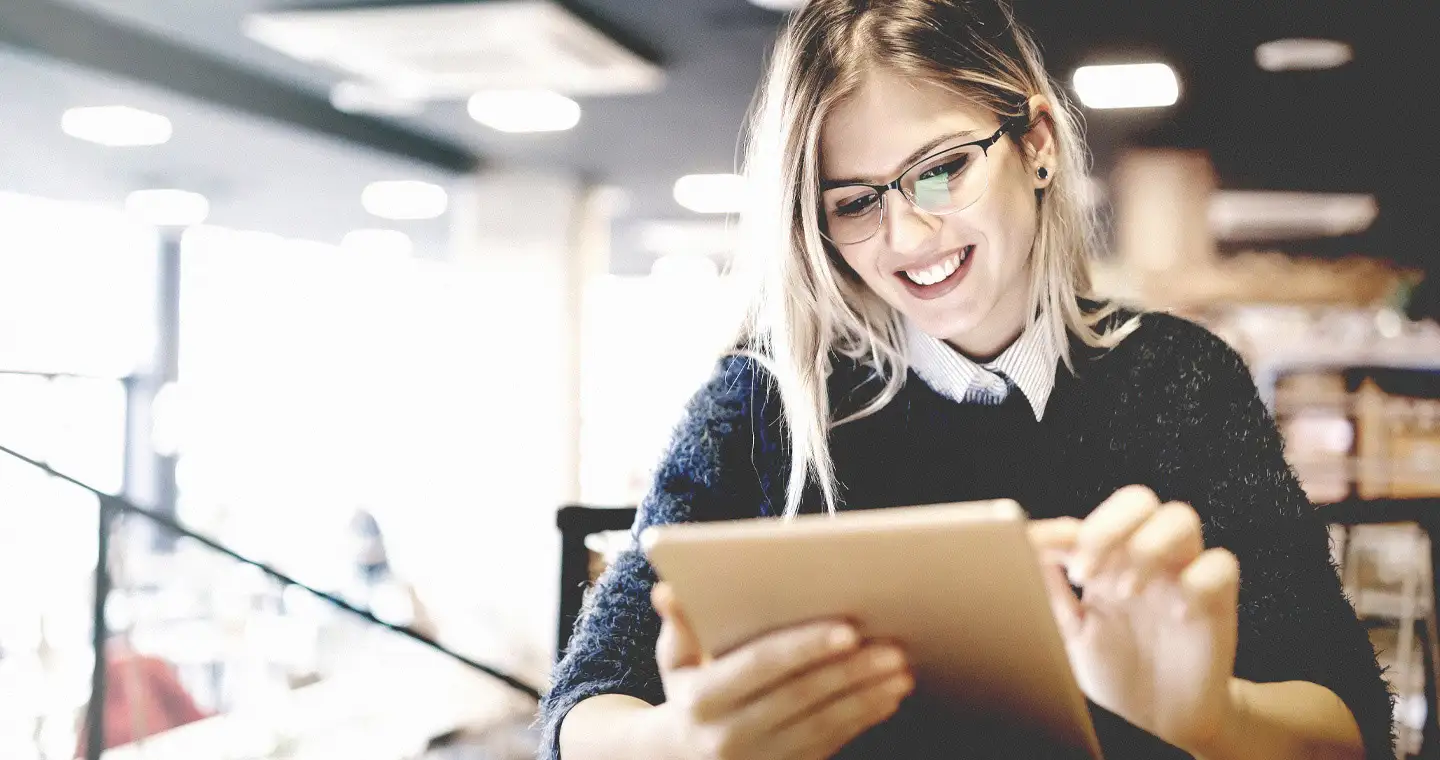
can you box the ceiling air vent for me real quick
[243,1,664,100]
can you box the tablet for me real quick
[641,499,1101,758]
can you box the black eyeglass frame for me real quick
[819,112,1032,245]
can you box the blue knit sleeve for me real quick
[535,355,782,759]
[1142,315,1395,760]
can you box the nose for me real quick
[880,189,939,256]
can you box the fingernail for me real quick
[887,673,915,696]
[830,626,858,649]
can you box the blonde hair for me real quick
[732,0,1135,517]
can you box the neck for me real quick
[945,307,1028,362]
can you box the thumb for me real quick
[653,582,704,671]
[1038,559,1083,640]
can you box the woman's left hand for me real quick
[1028,485,1241,754]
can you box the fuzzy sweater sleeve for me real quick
[1143,315,1395,760]
[535,355,781,759]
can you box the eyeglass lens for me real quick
[821,143,990,245]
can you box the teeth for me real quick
[903,247,969,286]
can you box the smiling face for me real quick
[819,70,1055,359]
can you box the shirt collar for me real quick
[904,317,1060,420]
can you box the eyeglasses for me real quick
[819,113,1029,246]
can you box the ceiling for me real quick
[1,0,1435,272]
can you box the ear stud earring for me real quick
[1036,167,1049,180]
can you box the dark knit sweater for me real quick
[540,310,1394,759]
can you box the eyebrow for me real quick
[821,128,983,190]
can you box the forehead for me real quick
[820,70,994,181]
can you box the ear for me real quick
[1021,94,1059,190]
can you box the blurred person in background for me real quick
[347,508,436,640]
[542,1,1392,758]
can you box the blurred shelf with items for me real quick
[1242,312,1440,758]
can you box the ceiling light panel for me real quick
[468,90,581,133]
[673,174,746,214]
[362,180,448,221]
[126,189,209,227]
[244,1,664,100]
[1072,63,1180,109]
[62,105,172,146]
[1255,39,1353,72]
[1209,191,1378,241]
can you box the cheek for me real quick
[835,245,882,283]
[981,172,1040,270]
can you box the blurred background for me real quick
[0,0,1438,758]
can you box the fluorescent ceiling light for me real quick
[1072,63,1180,109]
[1255,39,1353,72]
[468,90,580,133]
[125,189,209,227]
[1209,191,1377,241]
[747,0,808,10]
[341,228,414,257]
[673,174,746,214]
[330,81,423,117]
[650,252,720,279]
[62,106,172,147]
[361,180,448,220]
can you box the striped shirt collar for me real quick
[904,317,1060,420]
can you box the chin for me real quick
[904,303,987,343]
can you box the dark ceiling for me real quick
[1,0,1435,270]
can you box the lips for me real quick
[894,244,976,301]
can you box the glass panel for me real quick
[0,473,99,760]
[104,535,539,759]
[177,227,556,676]
[0,192,156,378]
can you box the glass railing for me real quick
[0,440,542,760]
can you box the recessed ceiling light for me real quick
[341,228,414,257]
[1072,63,1180,109]
[650,252,720,279]
[62,106,172,147]
[1255,39,1353,72]
[468,90,581,133]
[330,81,424,117]
[125,189,209,227]
[673,174,746,214]
[640,220,737,257]
[361,180,448,220]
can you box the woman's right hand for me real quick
[642,582,914,760]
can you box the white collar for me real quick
[904,318,1060,420]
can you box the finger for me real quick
[1122,502,1205,597]
[1177,548,1241,618]
[732,644,909,733]
[1028,517,1082,562]
[1037,559,1083,639]
[773,670,914,760]
[691,620,859,718]
[1072,485,1161,583]
[653,583,704,672]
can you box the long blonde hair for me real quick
[733,0,1134,517]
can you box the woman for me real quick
[541,1,1393,758]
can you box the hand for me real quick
[643,583,914,760]
[1029,486,1241,754]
